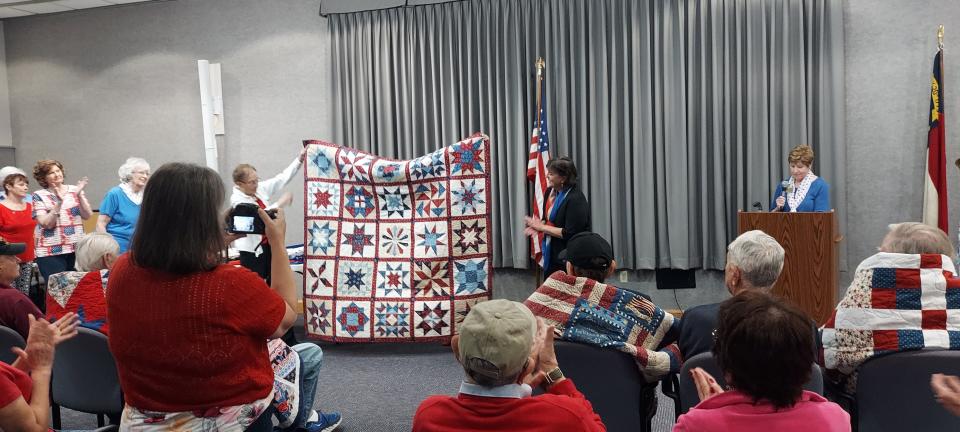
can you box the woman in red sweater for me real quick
[106,163,298,431]
[0,171,37,299]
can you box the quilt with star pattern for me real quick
[302,136,492,342]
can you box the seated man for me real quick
[413,299,605,432]
[0,237,41,340]
[678,230,784,359]
[525,232,681,380]
[822,222,960,393]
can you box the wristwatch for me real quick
[544,367,565,385]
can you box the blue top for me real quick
[100,186,140,252]
[770,177,830,212]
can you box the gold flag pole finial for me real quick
[938,25,944,50]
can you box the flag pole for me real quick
[533,57,546,288]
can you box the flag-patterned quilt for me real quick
[302,136,492,343]
[821,252,960,389]
[524,271,682,381]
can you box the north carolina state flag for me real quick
[923,50,947,232]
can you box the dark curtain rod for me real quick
[319,0,471,18]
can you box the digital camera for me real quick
[228,202,276,235]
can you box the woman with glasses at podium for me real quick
[770,144,830,212]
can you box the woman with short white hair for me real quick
[46,232,119,334]
[96,157,150,253]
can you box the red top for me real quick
[105,254,286,412]
[412,379,606,432]
[0,203,35,261]
[0,362,32,408]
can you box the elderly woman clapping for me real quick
[96,157,150,253]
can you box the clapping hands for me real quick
[12,313,79,373]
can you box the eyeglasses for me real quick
[132,170,150,176]
[241,177,260,185]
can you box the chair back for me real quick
[51,327,123,415]
[678,352,823,414]
[857,349,960,432]
[0,326,25,364]
[548,340,657,432]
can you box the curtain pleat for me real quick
[329,0,846,270]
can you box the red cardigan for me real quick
[413,379,606,432]
[106,255,285,412]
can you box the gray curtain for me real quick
[329,0,846,270]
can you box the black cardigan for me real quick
[540,185,591,274]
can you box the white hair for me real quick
[727,230,785,288]
[75,232,119,272]
[118,157,150,183]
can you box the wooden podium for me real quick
[737,211,840,325]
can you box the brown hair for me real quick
[546,157,578,188]
[130,163,226,274]
[232,164,256,184]
[2,174,27,194]
[787,145,814,167]
[712,291,814,410]
[32,160,64,188]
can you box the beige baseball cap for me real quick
[458,299,537,383]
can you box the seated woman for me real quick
[0,313,79,432]
[105,163,340,432]
[46,232,118,333]
[675,291,849,432]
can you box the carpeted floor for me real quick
[59,340,678,431]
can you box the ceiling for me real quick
[0,0,159,19]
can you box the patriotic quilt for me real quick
[524,271,682,381]
[302,136,492,342]
[821,252,960,390]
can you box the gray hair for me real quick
[727,230,785,289]
[75,233,119,272]
[118,157,150,183]
[881,222,956,259]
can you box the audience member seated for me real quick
[821,222,959,393]
[0,313,79,432]
[45,232,117,334]
[675,291,849,432]
[0,237,41,339]
[678,230,784,359]
[413,299,605,431]
[524,232,681,380]
[105,163,340,432]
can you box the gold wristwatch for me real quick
[544,367,565,385]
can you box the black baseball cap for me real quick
[558,232,614,269]
[0,238,25,256]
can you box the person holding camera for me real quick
[106,162,342,431]
[230,149,306,283]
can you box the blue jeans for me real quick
[279,343,323,430]
[36,253,75,282]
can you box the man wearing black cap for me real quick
[0,238,41,339]
[559,232,618,284]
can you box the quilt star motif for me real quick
[303,136,492,342]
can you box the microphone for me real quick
[780,180,791,196]
[752,201,763,211]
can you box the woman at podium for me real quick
[770,144,830,212]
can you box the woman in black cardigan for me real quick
[524,157,591,276]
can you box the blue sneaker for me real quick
[302,412,342,432]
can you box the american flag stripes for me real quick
[527,86,550,268]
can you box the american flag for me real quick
[527,93,550,268]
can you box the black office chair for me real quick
[51,327,123,429]
[856,349,960,432]
[676,352,823,415]
[0,326,25,365]
[535,340,658,432]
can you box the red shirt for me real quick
[413,379,606,432]
[0,362,32,408]
[105,254,286,412]
[0,203,35,262]
[0,286,42,340]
